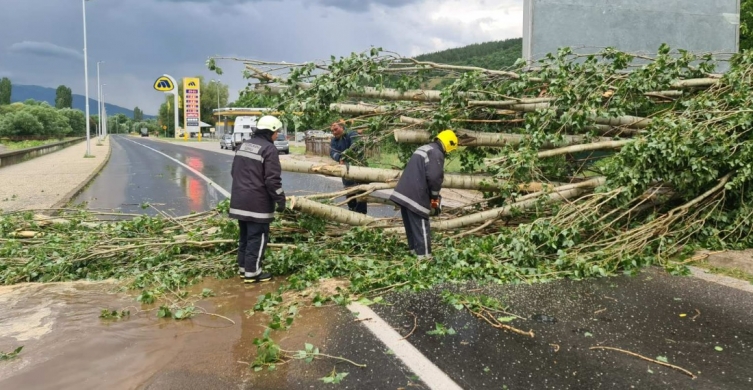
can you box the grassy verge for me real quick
[0,138,71,150]
[290,145,306,155]
[368,152,464,172]
[691,262,753,284]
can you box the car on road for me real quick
[274,133,289,154]
[220,134,234,150]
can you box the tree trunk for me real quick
[537,140,631,158]
[290,197,390,226]
[432,177,606,231]
[394,129,612,148]
[280,160,545,192]
[257,83,458,102]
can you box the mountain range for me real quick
[10,84,153,119]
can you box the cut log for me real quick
[291,179,604,231]
[345,102,650,130]
[290,196,391,227]
[394,129,612,148]
[537,140,631,158]
[256,83,463,102]
[670,78,719,89]
[594,115,651,129]
[432,177,606,231]
[280,160,544,192]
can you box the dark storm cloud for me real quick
[156,0,421,12]
[0,0,518,114]
[8,41,84,61]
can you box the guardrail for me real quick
[0,137,85,169]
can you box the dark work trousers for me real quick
[400,206,431,256]
[347,190,368,214]
[237,220,270,278]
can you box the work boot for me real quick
[239,267,245,279]
[244,272,273,284]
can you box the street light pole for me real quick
[82,0,91,156]
[97,61,104,140]
[101,84,107,138]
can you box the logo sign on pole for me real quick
[154,76,175,92]
[183,77,201,134]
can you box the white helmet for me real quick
[256,115,283,132]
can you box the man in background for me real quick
[329,120,367,214]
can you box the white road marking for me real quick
[348,303,464,390]
[128,136,461,389]
[124,138,231,197]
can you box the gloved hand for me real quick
[276,200,286,213]
[430,196,442,216]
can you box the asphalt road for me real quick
[73,135,395,217]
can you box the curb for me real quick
[689,266,753,294]
[50,137,113,211]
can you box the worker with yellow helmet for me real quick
[389,130,458,259]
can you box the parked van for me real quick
[231,116,257,150]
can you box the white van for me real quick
[231,116,257,150]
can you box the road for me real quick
[73,135,397,218]
[7,135,751,389]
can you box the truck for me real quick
[140,128,149,137]
[230,116,257,151]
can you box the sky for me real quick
[0,0,523,115]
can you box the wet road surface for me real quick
[372,267,753,389]
[72,135,397,218]
[0,279,425,390]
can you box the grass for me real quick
[368,152,464,172]
[691,262,753,284]
[290,145,306,155]
[0,138,70,150]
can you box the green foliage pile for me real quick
[204,44,753,277]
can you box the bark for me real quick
[468,98,555,108]
[537,140,631,159]
[280,160,545,192]
[394,129,613,148]
[290,179,604,231]
[290,197,389,227]
[670,78,719,89]
[432,177,606,231]
[593,115,651,129]
[256,83,462,102]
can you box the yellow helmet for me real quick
[435,130,458,153]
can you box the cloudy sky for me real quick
[0,0,523,115]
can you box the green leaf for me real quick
[714,346,723,352]
[656,356,668,363]
[497,316,516,323]
[584,332,593,337]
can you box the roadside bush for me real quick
[0,110,44,137]
[24,104,72,137]
[59,108,86,136]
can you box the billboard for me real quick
[523,0,740,70]
[183,77,201,133]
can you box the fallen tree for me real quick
[203,44,753,275]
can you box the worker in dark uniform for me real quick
[229,115,286,283]
[389,130,458,259]
[329,120,368,214]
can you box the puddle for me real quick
[0,278,409,390]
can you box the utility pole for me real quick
[97,61,104,140]
[82,0,92,156]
